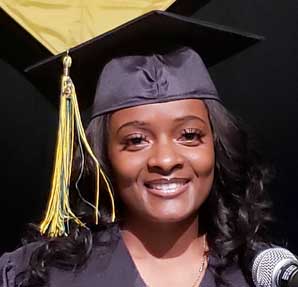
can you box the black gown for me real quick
[0,226,250,287]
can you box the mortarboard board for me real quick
[0,3,263,237]
[0,0,209,71]
[167,0,211,16]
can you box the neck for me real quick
[121,214,202,259]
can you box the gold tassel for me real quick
[40,52,115,237]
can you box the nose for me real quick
[147,138,184,175]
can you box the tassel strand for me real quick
[40,53,115,237]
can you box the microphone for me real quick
[252,247,298,287]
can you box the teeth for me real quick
[148,183,184,193]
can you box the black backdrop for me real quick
[0,0,297,255]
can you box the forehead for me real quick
[109,99,210,127]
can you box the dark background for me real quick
[0,0,297,255]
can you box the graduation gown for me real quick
[0,226,250,287]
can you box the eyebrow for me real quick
[174,115,207,125]
[117,120,148,134]
[116,115,206,134]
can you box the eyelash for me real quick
[180,128,203,143]
[122,134,149,149]
[121,128,203,150]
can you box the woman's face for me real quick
[108,99,215,223]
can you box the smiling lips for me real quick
[144,178,189,198]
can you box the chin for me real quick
[145,207,197,224]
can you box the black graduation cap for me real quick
[0,5,264,237]
[24,10,263,111]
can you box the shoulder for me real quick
[47,225,141,287]
[0,241,44,287]
[203,254,252,287]
[223,264,251,287]
[0,226,140,287]
[0,226,121,287]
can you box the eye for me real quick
[122,133,150,151]
[178,128,204,145]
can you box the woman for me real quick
[0,11,272,287]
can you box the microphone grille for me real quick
[252,247,297,287]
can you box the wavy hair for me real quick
[22,99,272,286]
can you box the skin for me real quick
[108,99,215,287]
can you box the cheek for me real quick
[187,144,215,178]
[108,148,147,188]
[189,150,215,208]
[108,151,148,214]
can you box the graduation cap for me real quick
[0,2,263,237]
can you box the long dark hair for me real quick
[22,99,272,286]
